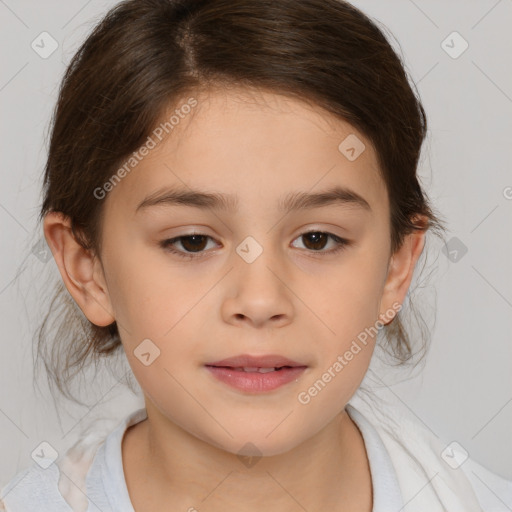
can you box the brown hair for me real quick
[35,0,446,404]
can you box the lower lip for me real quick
[205,366,307,392]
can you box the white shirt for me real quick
[0,399,510,511]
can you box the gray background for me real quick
[1,0,511,491]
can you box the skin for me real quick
[44,85,426,512]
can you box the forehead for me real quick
[105,86,387,218]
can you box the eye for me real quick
[160,230,350,260]
[159,234,219,260]
[291,231,350,255]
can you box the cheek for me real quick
[110,264,212,384]
[316,256,387,334]
[305,251,388,373]
[103,241,197,337]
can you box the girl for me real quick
[1,0,510,510]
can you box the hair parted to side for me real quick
[36,0,447,404]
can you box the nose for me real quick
[221,249,294,329]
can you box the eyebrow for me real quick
[135,185,372,214]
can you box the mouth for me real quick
[204,354,308,393]
[206,365,299,373]
[205,353,306,369]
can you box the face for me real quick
[91,86,400,456]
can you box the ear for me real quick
[43,211,115,327]
[378,221,427,325]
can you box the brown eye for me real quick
[178,235,209,252]
[301,232,328,250]
[159,234,218,259]
[291,231,350,255]
[159,230,350,261]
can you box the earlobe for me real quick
[42,212,115,327]
[378,226,427,325]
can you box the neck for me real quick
[122,401,372,512]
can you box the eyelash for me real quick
[159,231,351,260]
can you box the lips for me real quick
[204,354,308,392]
[205,353,307,370]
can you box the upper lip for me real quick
[205,354,307,368]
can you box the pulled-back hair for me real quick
[36,0,446,403]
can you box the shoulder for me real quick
[0,407,147,512]
[349,388,512,511]
[0,462,70,512]
[462,457,512,511]
[0,418,118,511]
